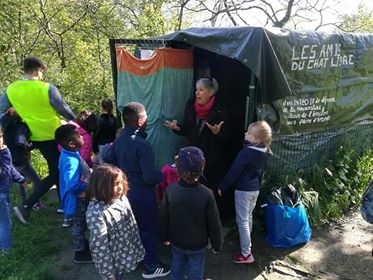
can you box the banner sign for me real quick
[260,29,373,134]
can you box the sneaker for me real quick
[32,201,48,211]
[62,218,73,228]
[73,249,93,264]
[232,252,255,264]
[13,206,30,224]
[56,208,64,214]
[142,263,170,279]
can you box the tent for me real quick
[109,27,373,177]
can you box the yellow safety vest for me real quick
[7,80,61,141]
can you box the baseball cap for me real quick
[176,146,205,173]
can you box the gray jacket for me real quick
[86,196,145,280]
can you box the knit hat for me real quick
[176,146,205,173]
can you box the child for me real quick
[86,164,145,280]
[218,120,272,264]
[104,102,170,279]
[160,146,222,280]
[0,108,44,210]
[93,98,117,165]
[55,124,92,264]
[0,125,27,253]
[68,110,98,168]
[157,162,179,202]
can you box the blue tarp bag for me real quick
[264,186,312,248]
[264,203,312,248]
[360,180,373,224]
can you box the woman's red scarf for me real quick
[194,96,216,120]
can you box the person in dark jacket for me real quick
[0,108,43,209]
[0,125,27,252]
[161,146,222,280]
[218,121,272,264]
[104,102,170,279]
[164,77,234,219]
[93,98,117,164]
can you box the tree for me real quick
[178,0,345,29]
[337,4,373,32]
[0,0,183,113]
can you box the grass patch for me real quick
[0,149,68,280]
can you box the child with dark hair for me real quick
[160,146,223,280]
[104,102,170,279]
[0,125,27,253]
[68,110,98,168]
[55,124,92,264]
[86,164,145,280]
[0,108,44,210]
[93,98,117,165]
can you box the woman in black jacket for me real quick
[165,77,234,219]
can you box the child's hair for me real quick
[86,164,128,204]
[76,110,98,133]
[196,77,219,93]
[23,57,45,73]
[55,124,79,148]
[247,120,273,154]
[175,146,206,184]
[122,102,146,125]
[101,98,114,115]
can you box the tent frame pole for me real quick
[245,72,256,129]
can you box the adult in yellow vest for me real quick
[0,57,75,224]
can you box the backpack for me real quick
[360,180,373,224]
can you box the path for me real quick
[52,211,372,280]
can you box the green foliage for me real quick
[31,150,49,179]
[0,0,183,115]
[271,148,373,226]
[339,4,373,32]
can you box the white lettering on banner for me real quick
[282,96,336,126]
[291,43,354,71]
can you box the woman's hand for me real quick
[206,121,224,135]
[164,120,180,131]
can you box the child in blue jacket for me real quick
[0,125,26,253]
[55,124,92,264]
[218,121,272,264]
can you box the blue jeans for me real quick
[235,190,259,256]
[171,245,206,280]
[16,162,42,205]
[0,193,12,251]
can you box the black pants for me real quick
[25,140,60,208]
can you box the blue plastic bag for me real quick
[360,180,373,224]
[264,203,312,248]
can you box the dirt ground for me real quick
[51,211,372,280]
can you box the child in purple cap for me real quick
[160,146,223,280]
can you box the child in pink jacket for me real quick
[68,111,98,168]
